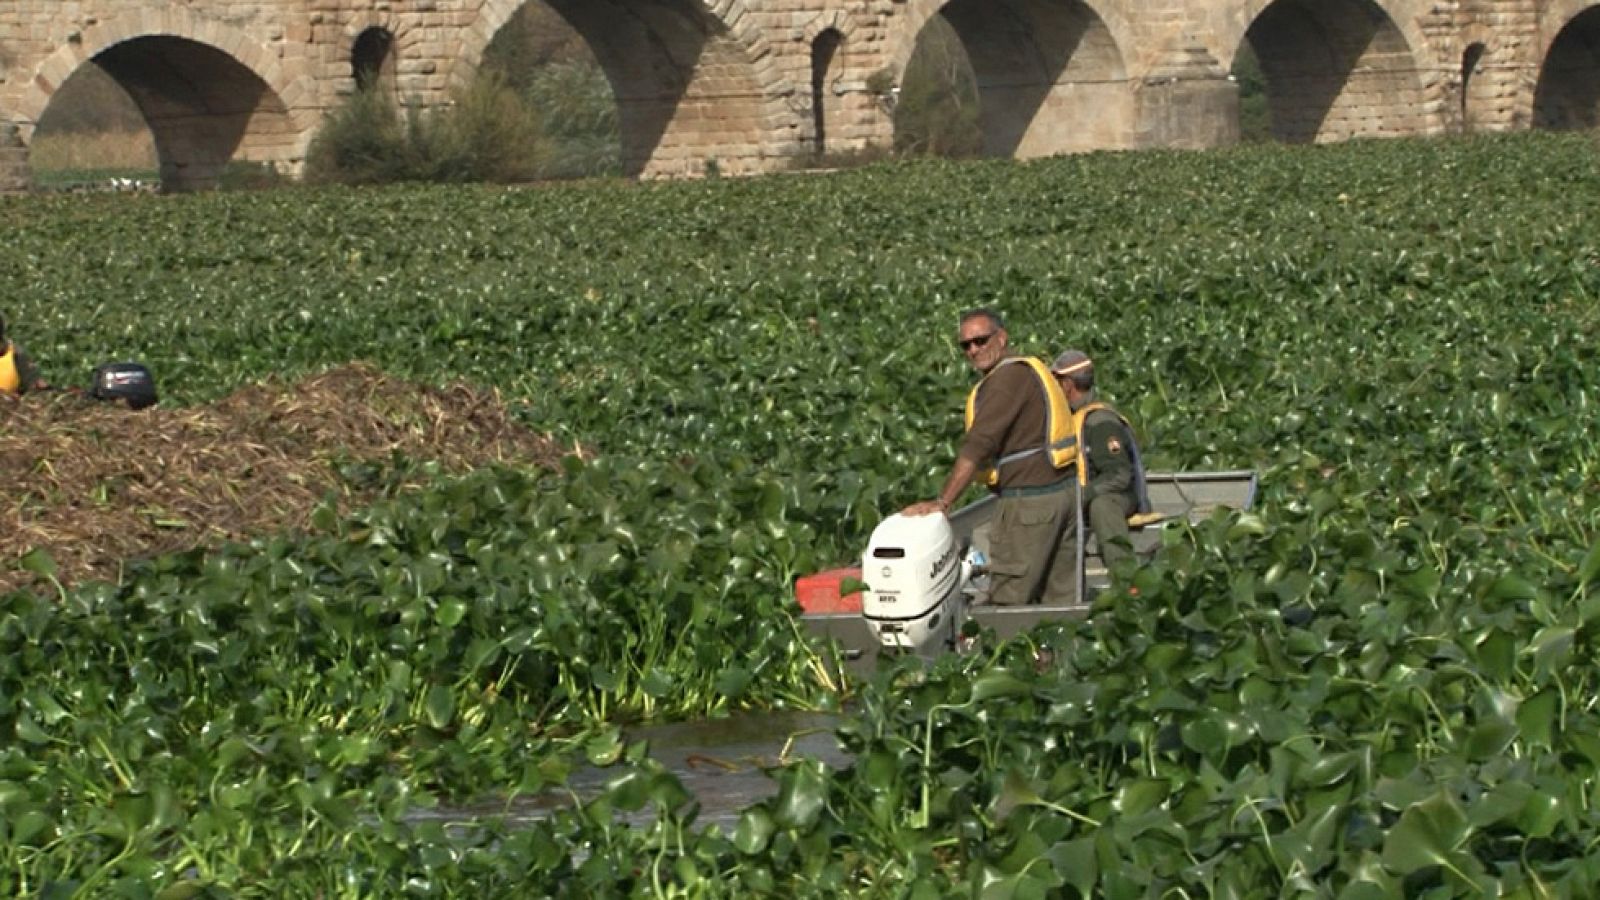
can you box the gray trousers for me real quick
[1041,491,1137,605]
[1087,493,1136,569]
[983,484,1078,607]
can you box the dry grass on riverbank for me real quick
[29,128,156,172]
[0,364,577,591]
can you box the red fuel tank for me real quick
[794,566,863,614]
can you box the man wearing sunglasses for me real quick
[903,308,1079,606]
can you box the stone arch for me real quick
[1211,0,1435,73]
[1537,0,1600,60]
[1219,0,1441,143]
[1532,2,1600,130]
[886,0,1136,158]
[886,0,1137,79]
[16,8,318,190]
[801,10,861,48]
[798,10,875,155]
[810,27,846,156]
[458,0,805,177]
[1442,7,1528,132]
[344,14,410,98]
[1456,30,1492,131]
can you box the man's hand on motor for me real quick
[901,499,948,518]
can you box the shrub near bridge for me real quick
[304,72,548,186]
[0,133,1597,894]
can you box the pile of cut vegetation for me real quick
[0,363,573,591]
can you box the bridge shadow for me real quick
[938,0,1129,158]
[547,0,771,178]
[1241,0,1421,144]
[1534,8,1600,130]
[65,36,293,191]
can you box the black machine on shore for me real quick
[86,362,158,410]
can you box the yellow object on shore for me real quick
[0,344,21,394]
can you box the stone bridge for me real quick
[0,0,1596,190]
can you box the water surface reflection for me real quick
[412,711,850,830]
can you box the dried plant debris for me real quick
[0,363,574,590]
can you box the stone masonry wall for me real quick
[0,1,1580,190]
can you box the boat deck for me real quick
[800,470,1258,669]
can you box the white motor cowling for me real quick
[861,513,967,654]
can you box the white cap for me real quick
[1051,350,1092,376]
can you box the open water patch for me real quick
[410,711,849,831]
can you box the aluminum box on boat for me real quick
[799,470,1258,663]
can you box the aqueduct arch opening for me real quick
[1460,41,1488,130]
[893,0,1132,159]
[80,37,297,191]
[1233,0,1432,143]
[352,27,399,97]
[953,0,1129,157]
[21,12,312,193]
[468,0,797,178]
[1533,8,1600,130]
[811,28,846,158]
[896,0,1132,157]
[31,62,156,184]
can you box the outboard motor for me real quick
[862,513,967,654]
[88,362,158,410]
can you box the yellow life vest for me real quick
[0,345,19,395]
[1074,401,1162,527]
[964,356,1077,486]
[1070,402,1118,487]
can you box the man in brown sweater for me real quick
[903,309,1078,606]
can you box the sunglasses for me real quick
[959,332,996,351]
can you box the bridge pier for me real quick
[1133,47,1241,150]
[0,123,28,192]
